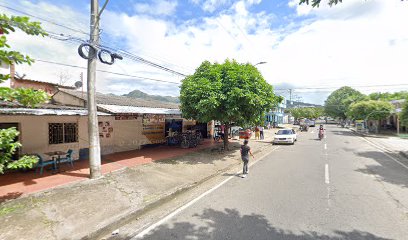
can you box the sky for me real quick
[1,0,408,104]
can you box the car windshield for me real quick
[277,130,292,135]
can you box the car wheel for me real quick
[291,140,295,145]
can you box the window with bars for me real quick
[49,123,78,144]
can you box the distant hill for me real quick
[123,90,180,104]
[286,100,322,109]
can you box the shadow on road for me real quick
[330,130,358,137]
[117,208,392,240]
[355,151,408,189]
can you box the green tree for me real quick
[324,86,366,120]
[400,101,408,128]
[180,60,280,150]
[289,107,324,120]
[299,0,405,8]
[0,127,39,173]
[289,108,304,120]
[368,91,408,101]
[299,0,343,7]
[348,100,394,133]
[0,14,48,172]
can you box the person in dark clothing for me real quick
[240,139,254,178]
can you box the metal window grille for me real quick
[49,123,63,144]
[64,123,78,143]
[49,123,78,144]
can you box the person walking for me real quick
[240,139,254,178]
[259,126,264,140]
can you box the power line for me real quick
[97,44,189,77]
[0,3,88,36]
[1,2,191,77]
[34,59,181,85]
[275,83,408,91]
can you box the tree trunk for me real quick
[223,123,229,151]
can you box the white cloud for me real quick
[6,0,408,104]
[202,0,231,13]
[134,0,178,16]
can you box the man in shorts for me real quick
[240,139,254,178]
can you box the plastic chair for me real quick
[59,149,74,167]
[35,154,56,175]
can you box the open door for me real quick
[0,123,20,160]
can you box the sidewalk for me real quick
[349,128,408,158]
[0,129,279,240]
[0,139,217,202]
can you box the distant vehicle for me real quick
[239,128,252,139]
[273,129,297,145]
[308,119,316,127]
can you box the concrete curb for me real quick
[82,142,278,240]
[348,128,408,160]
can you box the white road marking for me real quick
[324,144,327,150]
[325,164,330,184]
[359,137,408,171]
[311,131,315,134]
[133,146,281,239]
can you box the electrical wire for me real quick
[0,3,88,36]
[34,59,181,85]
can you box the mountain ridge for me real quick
[123,90,180,104]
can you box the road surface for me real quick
[130,125,408,240]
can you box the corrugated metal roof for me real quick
[98,104,181,115]
[14,78,76,89]
[58,89,180,109]
[0,108,110,116]
[0,100,22,107]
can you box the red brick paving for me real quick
[0,140,217,202]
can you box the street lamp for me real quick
[254,61,267,66]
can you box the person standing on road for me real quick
[241,139,254,178]
[255,126,260,140]
[259,126,264,140]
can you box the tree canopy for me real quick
[289,107,323,120]
[0,14,47,82]
[0,14,48,173]
[299,0,343,8]
[324,86,366,120]
[368,91,408,101]
[180,59,281,149]
[401,103,408,128]
[347,100,394,121]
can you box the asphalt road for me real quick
[132,125,408,240]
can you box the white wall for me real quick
[0,115,115,160]
[113,118,147,152]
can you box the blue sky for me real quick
[1,0,408,104]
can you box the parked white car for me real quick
[273,129,297,145]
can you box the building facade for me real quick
[265,97,287,126]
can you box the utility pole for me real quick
[288,89,293,103]
[87,0,101,179]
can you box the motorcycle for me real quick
[300,124,309,132]
[318,129,324,140]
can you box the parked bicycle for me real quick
[180,131,199,148]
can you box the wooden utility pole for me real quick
[87,0,101,179]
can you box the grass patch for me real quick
[0,204,25,217]
[398,134,408,139]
